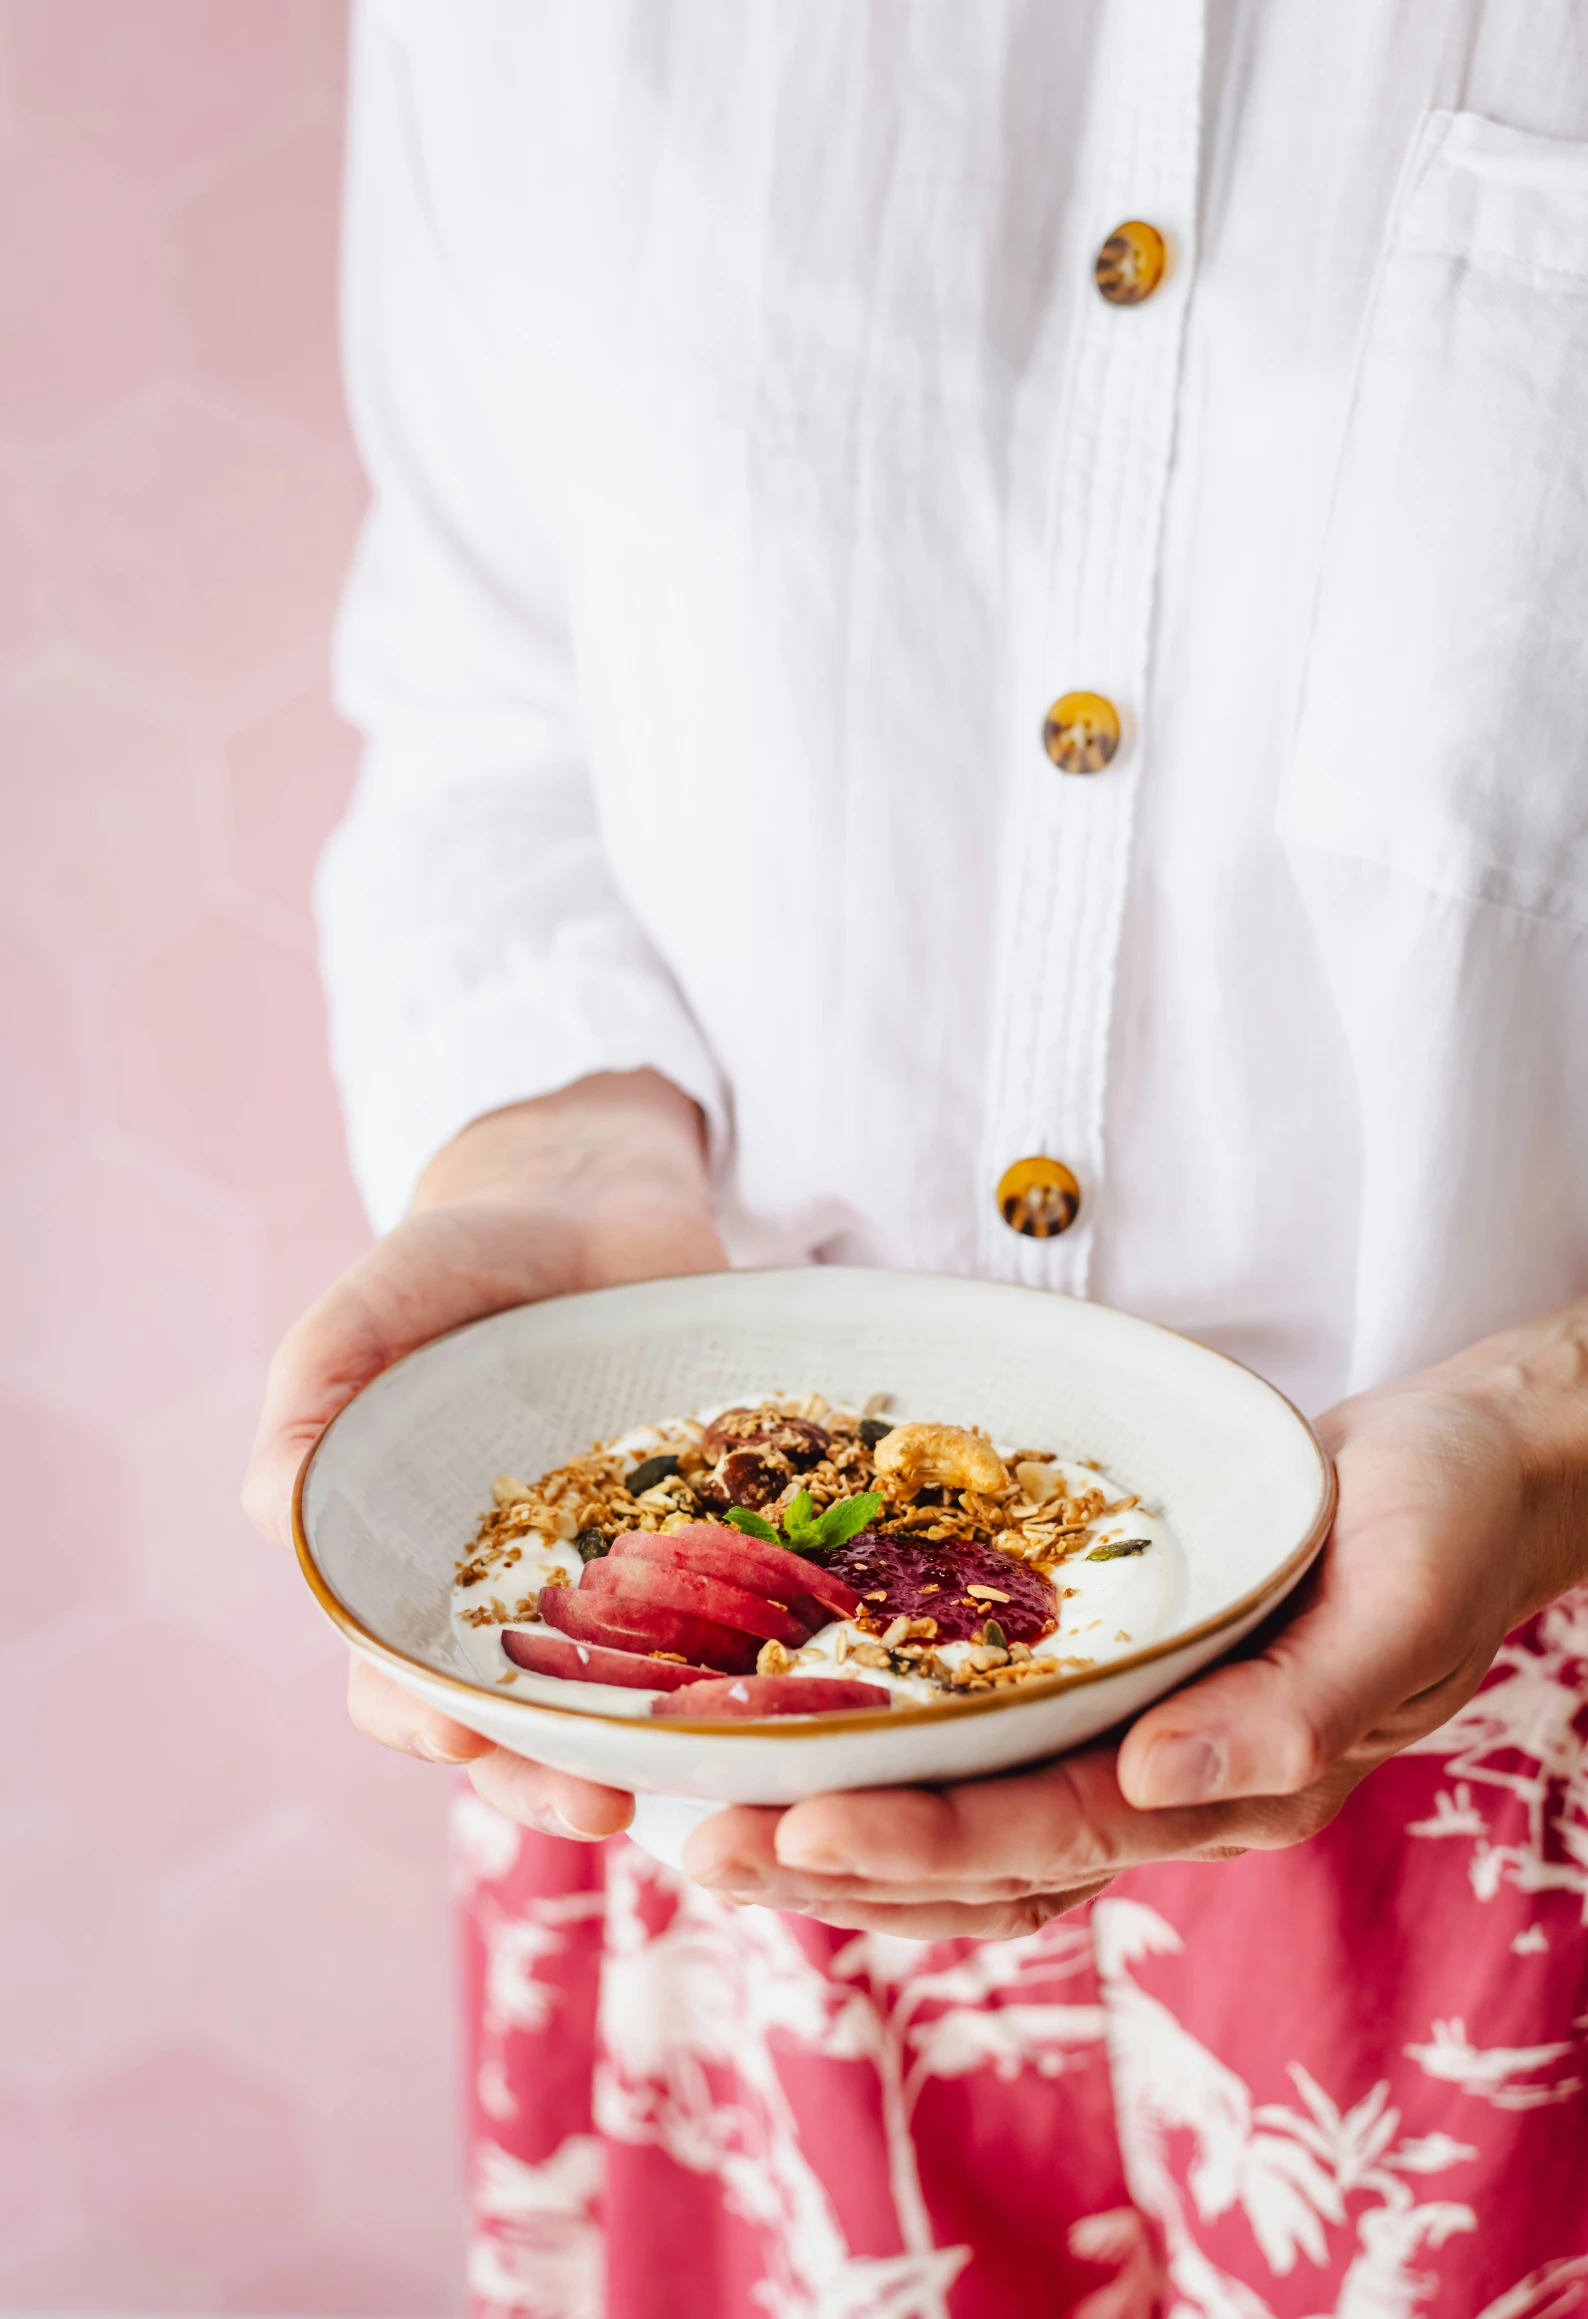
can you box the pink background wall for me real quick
[0,4,464,2308]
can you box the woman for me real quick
[247,4,1588,2311]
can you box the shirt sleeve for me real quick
[320,4,727,1233]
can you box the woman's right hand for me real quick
[242,1069,726,1840]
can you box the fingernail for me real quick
[1140,1732,1227,1807]
[774,1833,852,1875]
[695,1859,767,1895]
[542,1807,610,1843]
[413,1735,476,1765]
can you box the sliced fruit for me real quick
[582,1556,810,1647]
[650,1674,893,1718]
[611,1522,861,1621]
[538,1581,758,1673]
[501,1628,717,1691]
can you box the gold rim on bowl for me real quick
[291,1278,1339,1740]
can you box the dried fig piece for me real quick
[702,1410,831,1467]
[696,1444,792,1510]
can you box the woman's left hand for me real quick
[682,1302,1588,1939]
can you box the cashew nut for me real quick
[872,1421,1006,1496]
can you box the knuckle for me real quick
[1001,1886,1106,1938]
[1272,1700,1338,1793]
[467,1754,522,1817]
[352,1705,415,1756]
[1037,1765,1123,1880]
[908,1789,965,1867]
[1240,1779,1351,1850]
[262,1329,308,1401]
[345,1659,418,1755]
[470,1751,557,1826]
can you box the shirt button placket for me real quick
[982,0,1205,1282]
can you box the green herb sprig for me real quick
[724,1489,883,1556]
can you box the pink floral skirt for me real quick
[456,1595,1588,2318]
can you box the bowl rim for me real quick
[292,1268,1338,1739]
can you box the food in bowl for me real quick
[451,1394,1182,1716]
[297,1269,1332,1805]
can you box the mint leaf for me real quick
[723,1505,781,1544]
[778,1489,818,1549]
[807,1492,883,1552]
[727,1489,884,1556]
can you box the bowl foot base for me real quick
[626,1792,720,1871]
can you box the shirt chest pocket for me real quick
[1281,112,1588,928]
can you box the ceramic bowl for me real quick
[293,1268,1334,1822]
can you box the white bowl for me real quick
[293,1268,1333,1809]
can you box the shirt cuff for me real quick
[333,983,729,1234]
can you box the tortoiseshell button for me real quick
[1042,691,1120,775]
[1094,220,1167,306]
[997,1157,1081,1239]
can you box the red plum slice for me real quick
[500,1628,718,1690]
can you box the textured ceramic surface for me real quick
[296,1269,1335,1806]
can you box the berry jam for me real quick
[817,1531,1058,1644]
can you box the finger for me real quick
[736,1882,1116,1941]
[1117,1514,1495,1810]
[243,1276,392,1550]
[682,1803,785,1886]
[243,1412,332,1554]
[346,1655,495,1764]
[685,1796,1147,1906]
[243,1204,577,1550]
[686,1766,1300,1914]
[467,1747,635,1842]
[764,1752,1250,1890]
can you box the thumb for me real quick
[243,1200,575,1550]
[243,1271,389,1550]
[1116,1529,1473,1810]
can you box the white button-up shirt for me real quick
[322,0,1588,1416]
